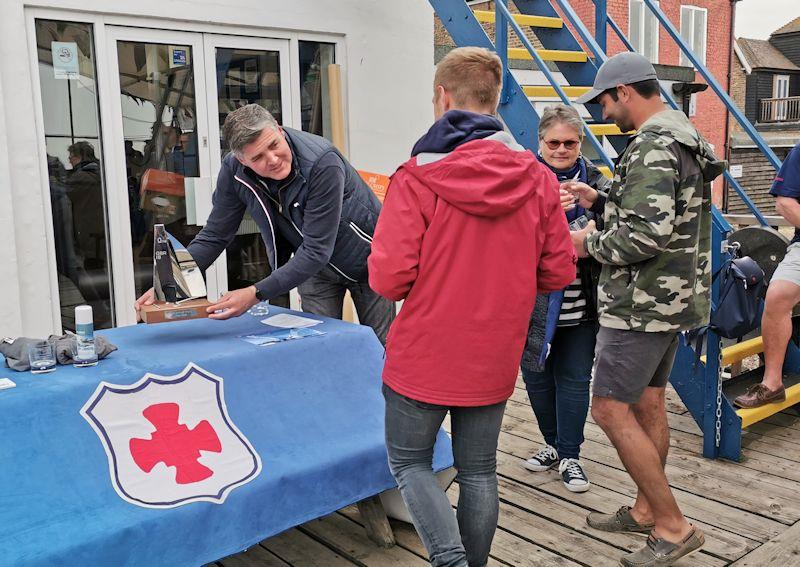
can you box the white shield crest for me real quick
[80,363,261,508]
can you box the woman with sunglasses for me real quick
[520,104,610,493]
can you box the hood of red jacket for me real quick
[403,131,554,218]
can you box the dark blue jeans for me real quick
[383,384,506,567]
[521,320,596,460]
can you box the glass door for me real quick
[105,27,213,325]
[202,35,292,296]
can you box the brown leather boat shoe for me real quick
[733,383,786,409]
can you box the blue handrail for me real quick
[550,0,607,64]
[595,0,607,52]
[495,0,614,169]
[496,1,510,104]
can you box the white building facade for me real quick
[0,0,434,337]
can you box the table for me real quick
[0,308,453,566]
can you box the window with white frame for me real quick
[630,0,660,64]
[680,5,707,67]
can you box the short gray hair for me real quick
[538,104,584,141]
[222,104,279,155]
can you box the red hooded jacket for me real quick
[369,124,577,406]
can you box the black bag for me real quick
[710,255,765,339]
[687,254,765,366]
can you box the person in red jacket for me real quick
[368,47,577,567]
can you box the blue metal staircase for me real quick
[431,0,797,461]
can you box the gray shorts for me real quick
[771,242,800,287]
[592,327,679,404]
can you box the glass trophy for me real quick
[140,224,213,324]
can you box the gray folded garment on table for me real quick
[0,334,118,371]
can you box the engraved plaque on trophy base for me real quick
[142,224,212,324]
[140,298,213,324]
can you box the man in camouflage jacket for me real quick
[571,52,725,567]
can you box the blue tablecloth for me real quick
[0,309,453,566]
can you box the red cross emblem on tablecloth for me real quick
[81,363,261,508]
[130,402,222,484]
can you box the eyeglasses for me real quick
[543,139,580,150]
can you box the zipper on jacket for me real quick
[253,173,358,283]
[234,174,278,263]
[348,221,373,243]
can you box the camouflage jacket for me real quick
[585,110,726,332]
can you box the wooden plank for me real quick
[449,482,712,567]
[497,410,788,539]
[738,381,800,428]
[503,402,800,526]
[729,520,800,566]
[218,543,289,567]
[472,10,563,28]
[588,123,634,136]
[341,502,514,566]
[700,336,764,365]
[494,428,767,559]
[299,513,428,566]
[522,85,591,98]
[260,529,353,566]
[508,47,588,62]
[494,474,743,564]
[356,496,396,548]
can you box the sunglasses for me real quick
[543,139,580,150]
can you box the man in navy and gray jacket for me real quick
[135,104,394,343]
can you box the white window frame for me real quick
[629,0,660,64]
[774,74,791,120]
[679,5,708,67]
[25,6,347,329]
[774,74,790,98]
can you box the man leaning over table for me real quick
[134,104,394,343]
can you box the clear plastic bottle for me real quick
[74,305,99,367]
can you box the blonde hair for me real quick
[434,47,503,112]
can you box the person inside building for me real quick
[570,51,725,566]
[735,141,800,408]
[134,104,395,343]
[368,46,576,567]
[520,104,610,494]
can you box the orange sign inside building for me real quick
[358,170,391,203]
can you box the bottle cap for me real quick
[75,305,93,326]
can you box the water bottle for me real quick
[74,305,99,367]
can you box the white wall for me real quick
[0,0,434,337]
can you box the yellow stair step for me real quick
[523,85,592,98]
[473,10,564,29]
[737,381,800,428]
[587,123,634,136]
[508,48,588,63]
[701,336,764,367]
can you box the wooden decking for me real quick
[216,379,800,566]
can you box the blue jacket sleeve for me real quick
[254,152,345,300]
[187,161,246,271]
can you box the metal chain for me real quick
[715,337,724,448]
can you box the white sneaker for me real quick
[559,458,590,493]
[524,444,559,472]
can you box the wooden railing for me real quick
[760,96,800,123]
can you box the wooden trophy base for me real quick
[141,298,213,324]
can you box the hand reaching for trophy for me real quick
[206,286,260,320]
[134,287,155,322]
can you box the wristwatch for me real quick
[254,287,268,302]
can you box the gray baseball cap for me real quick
[574,52,658,104]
